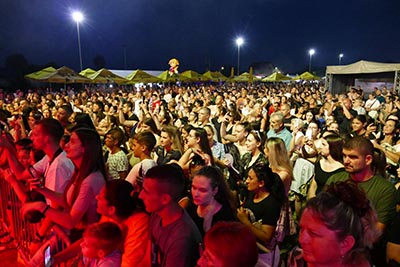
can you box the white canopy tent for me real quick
[325,60,400,94]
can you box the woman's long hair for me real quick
[143,117,160,135]
[104,179,145,220]
[265,137,293,179]
[193,127,215,166]
[161,125,183,153]
[324,133,344,162]
[73,112,96,130]
[194,166,237,212]
[69,127,107,204]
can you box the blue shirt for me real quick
[267,127,292,150]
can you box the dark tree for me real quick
[5,53,29,72]
[3,53,30,91]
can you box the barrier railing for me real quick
[0,177,70,266]
[0,177,38,263]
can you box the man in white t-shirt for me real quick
[0,118,74,200]
[0,118,75,248]
[365,92,381,119]
[125,131,157,190]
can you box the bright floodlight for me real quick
[339,53,344,65]
[72,11,84,23]
[236,37,244,47]
[309,49,315,56]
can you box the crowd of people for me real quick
[0,81,399,267]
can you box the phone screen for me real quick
[44,245,51,267]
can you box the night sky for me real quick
[1,0,399,74]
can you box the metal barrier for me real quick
[0,176,71,266]
[0,177,39,264]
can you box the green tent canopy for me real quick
[25,66,57,81]
[87,68,127,84]
[26,66,90,83]
[227,72,260,83]
[181,70,208,81]
[79,68,97,78]
[262,72,292,82]
[202,71,227,82]
[125,70,161,83]
[292,71,321,81]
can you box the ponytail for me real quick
[252,163,285,204]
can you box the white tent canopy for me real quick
[327,60,400,74]
[109,69,163,78]
[325,60,400,94]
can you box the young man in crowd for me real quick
[0,118,75,251]
[327,136,396,267]
[139,164,202,267]
[125,131,157,190]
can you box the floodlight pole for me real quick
[308,49,315,72]
[339,53,344,65]
[72,11,84,71]
[236,37,244,76]
[76,22,83,71]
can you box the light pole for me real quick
[72,11,84,71]
[308,49,315,72]
[339,53,344,65]
[236,37,244,76]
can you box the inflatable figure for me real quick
[168,58,179,76]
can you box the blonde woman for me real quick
[153,125,183,165]
[264,137,293,196]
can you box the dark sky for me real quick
[1,0,399,74]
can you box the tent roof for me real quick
[26,66,90,83]
[262,72,292,82]
[292,71,321,81]
[181,70,208,81]
[25,67,57,80]
[79,68,96,77]
[326,60,400,75]
[125,69,161,83]
[109,69,163,78]
[202,71,227,81]
[87,68,127,83]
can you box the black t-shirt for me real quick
[128,113,139,121]
[333,107,357,134]
[388,212,400,244]
[283,115,294,129]
[314,161,345,194]
[187,202,236,237]
[243,192,281,226]
[211,117,222,142]
[154,146,182,165]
